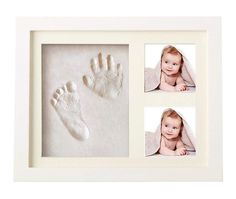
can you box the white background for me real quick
[145,107,196,136]
[145,44,196,72]
[0,0,234,198]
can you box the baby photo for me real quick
[145,107,196,156]
[42,44,129,157]
[144,44,196,92]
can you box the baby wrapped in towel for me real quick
[145,108,196,156]
[144,45,195,92]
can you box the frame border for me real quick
[15,17,222,181]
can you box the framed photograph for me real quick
[15,17,222,181]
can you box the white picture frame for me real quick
[15,17,222,181]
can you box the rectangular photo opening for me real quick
[144,44,196,93]
[145,106,196,157]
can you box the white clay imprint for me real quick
[51,81,89,140]
[83,52,123,99]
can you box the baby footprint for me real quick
[51,81,89,141]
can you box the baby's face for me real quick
[161,53,182,76]
[161,116,182,140]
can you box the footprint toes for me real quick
[62,85,68,92]
[51,98,57,107]
[53,92,60,100]
[66,81,77,93]
[56,88,64,95]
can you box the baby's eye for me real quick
[165,61,168,64]
[173,127,177,129]
[165,125,168,127]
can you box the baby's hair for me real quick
[161,108,184,136]
[161,45,184,72]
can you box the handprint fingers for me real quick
[116,64,123,88]
[91,58,100,74]
[83,52,123,99]
[98,52,108,71]
[107,55,117,74]
[83,75,95,89]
